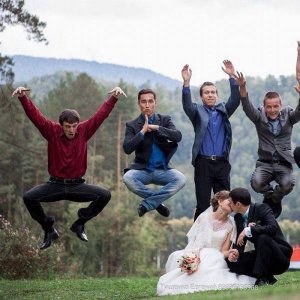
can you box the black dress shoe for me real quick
[40,228,59,250]
[255,278,269,287]
[156,204,170,217]
[44,215,55,229]
[70,224,88,242]
[271,200,282,219]
[266,275,277,285]
[263,197,282,218]
[137,204,148,217]
[255,275,277,287]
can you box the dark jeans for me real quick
[194,157,231,220]
[23,178,111,231]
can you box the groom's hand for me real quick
[237,231,246,246]
[228,249,239,262]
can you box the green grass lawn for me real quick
[0,271,300,300]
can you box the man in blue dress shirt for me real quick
[181,61,240,220]
[123,89,186,217]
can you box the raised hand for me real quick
[234,71,247,98]
[12,86,31,97]
[222,60,236,78]
[141,114,149,134]
[108,86,127,99]
[233,71,246,87]
[181,64,192,86]
[295,41,300,94]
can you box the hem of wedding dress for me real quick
[157,283,255,296]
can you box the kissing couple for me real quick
[157,187,292,296]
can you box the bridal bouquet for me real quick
[177,252,200,275]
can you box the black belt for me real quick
[49,176,84,184]
[198,155,225,161]
[258,160,292,168]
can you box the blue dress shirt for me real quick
[182,80,239,157]
[199,106,226,157]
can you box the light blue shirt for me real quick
[267,117,284,160]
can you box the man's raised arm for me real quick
[234,71,260,123]
[222,60,240,117]
[288,42,300,124]
[84,86,126,140]
[295,41,300,94]
[181,64,197,121]
[12,86,52,139]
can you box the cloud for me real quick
[1,0,300,84]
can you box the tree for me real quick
[0,0,47,83]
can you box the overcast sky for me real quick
[1,0,300,84]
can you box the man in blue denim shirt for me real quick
[181,61,240,220]
[123,89,186,217]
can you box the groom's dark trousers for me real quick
[227,203,292,279]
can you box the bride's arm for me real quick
[221,229,233,258]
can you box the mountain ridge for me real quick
[12,55,181,90]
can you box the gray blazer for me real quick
[241,95,300,164]
[182,82,240,166]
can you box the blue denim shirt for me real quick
[139,115,167,171]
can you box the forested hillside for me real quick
[12,55,181,90]
[1,70,300,277]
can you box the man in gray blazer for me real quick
[235,66,300,218]
[123,89,186,218]
[181,61,240,220]
[293,41,300,167]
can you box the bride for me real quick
[157,191,256,296]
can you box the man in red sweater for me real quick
[12,86,126,250]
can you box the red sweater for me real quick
[19,95,117,179]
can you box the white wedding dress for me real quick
[157,207,256,296]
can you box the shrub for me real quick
[0,214,63,279]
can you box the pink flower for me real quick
[178,252,200,275]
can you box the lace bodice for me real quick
[209,219,232,249]
[185,207,234,251]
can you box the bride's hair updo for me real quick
[211,191,230,212]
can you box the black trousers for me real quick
[227,234,292,278]
[194,157,231,220]
[23,178,111,231]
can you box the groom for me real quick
[227,187,292,286]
